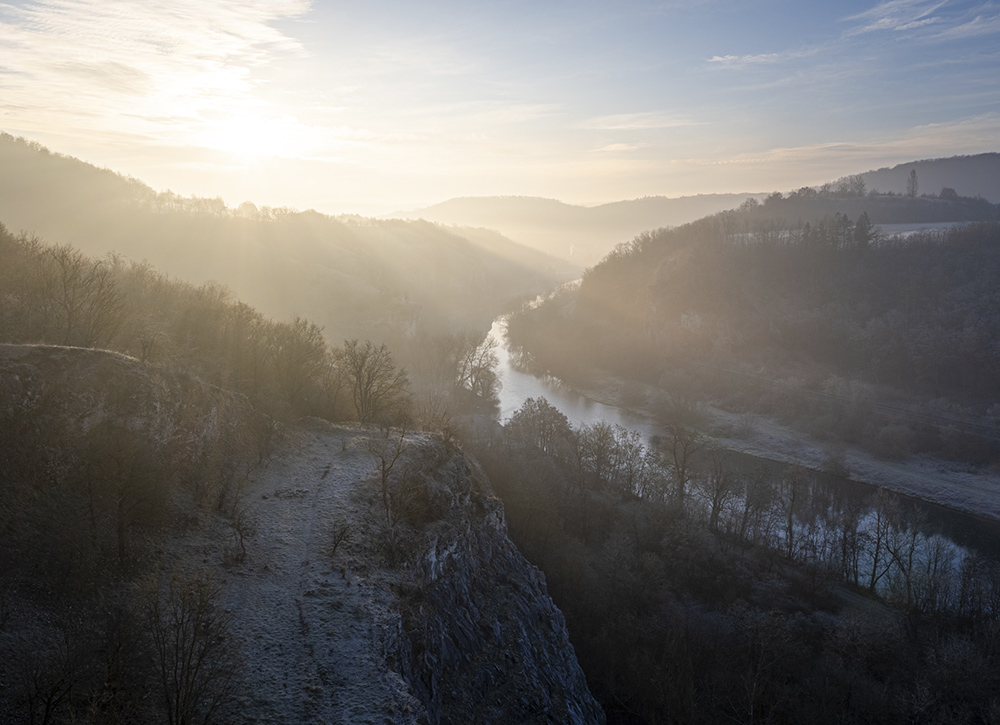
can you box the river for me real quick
[487,316,1000,559]
[490,317,656,436]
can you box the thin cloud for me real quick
[51,61,150,96]
[708,52,782,66]
[843,0,1000,41]
[0,0,309,141]
[579,112,699,131]
[843,0,949,35]
[593,143,645,153]
[933,10,1000,39]
[693,113,1000,168]
[706,47,819,69]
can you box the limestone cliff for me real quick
[387,443,605,724]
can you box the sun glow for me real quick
[199,115,311,159]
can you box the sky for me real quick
[1,0,998,214]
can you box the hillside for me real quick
[0,134,578,343]
[506,208,1000,465]
[0,344,604,724]
[860,153,1000,202]
[395,155,1000,266]
[395,193,760,265]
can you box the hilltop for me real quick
[860,153,1000,202]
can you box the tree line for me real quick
[465,397,1000,724]
[0,222,502,427]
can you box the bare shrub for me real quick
[224,507,258,565]
[146,572,239,725]
[326,518,352,559]
[871,422,915,460]
[15,630,88,725]
[737,411,758,438]
[366,429,407,566]
[822,446,851,478]
[251,415,280,469]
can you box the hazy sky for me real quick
[2,0,998,214]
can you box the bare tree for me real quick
[320,349,348,419]
[146,572,238,725]
[833,498,865,585]
[864,489,897,593]
[455,333,501,404]
[577,422,618,491]
[33,245,125,347]
[663,423,706,511]
[698,454,736,532]
[338,339,410,424]
[366,428,407,565]
[16,631,85,725]
[612,426,648,496]
[906,168,919,198]
[780,468,806,561]
[736,468,774,545]
[885,506,927,608]
[79,423,165,568]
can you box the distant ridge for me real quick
[860,153,1000,202]
[393,193,762,265]
[396,153,1000,264]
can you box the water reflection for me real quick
[491,318,658,439]
[489,316,1000,561]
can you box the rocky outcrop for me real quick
[0,343,269,479]
[389,445,605,724]
[0,346,603,723]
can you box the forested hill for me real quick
[860,153,1000,202]
[508,204,1000,455]
[0,133,577,343]
[742,180,1000,226]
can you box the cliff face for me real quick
[389,447,605,724]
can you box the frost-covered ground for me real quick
[706,404,1000,521]
[165,422,423,725]
[575,376,1000,522]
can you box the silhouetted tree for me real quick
[455,334,501,405]
[853,211,876,249]
[663,423,706,510]
[146,572,238,725]
[505,396,573,456]
[33,245,125,347]
[268,317,326,412]
[339,339,410,424]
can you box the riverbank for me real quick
[568,370,1000,522]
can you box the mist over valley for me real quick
[3,1,1000,721]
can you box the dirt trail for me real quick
[218,423,421,725]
